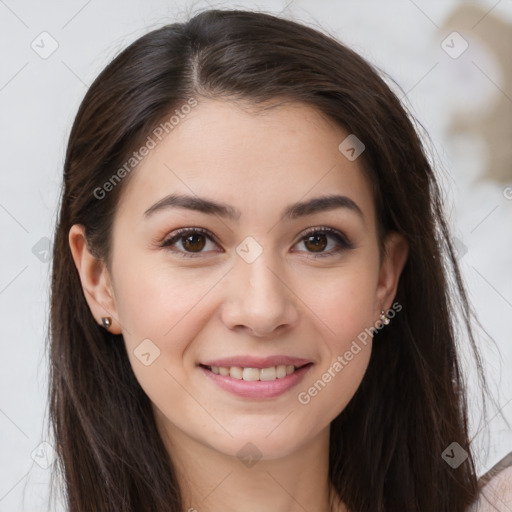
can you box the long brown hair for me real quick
[46,8,496,511]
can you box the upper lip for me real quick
[200,355,312,369]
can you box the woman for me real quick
[47,8,511,512]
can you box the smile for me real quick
[201,364,306,381]
[199,362,313,399]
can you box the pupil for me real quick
[305,234,326,252]
[183,234,205,252]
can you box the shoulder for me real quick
[468,452,512,512]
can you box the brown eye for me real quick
[161,228,218,258]
[161,226,353,259]
[181,233,206,252]
[303,233,328,253]
[294,227,354,258]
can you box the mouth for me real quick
[199,362,312,381]
[198,358,314,399]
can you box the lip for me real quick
[200,355,312,369]
[199,363,313,399]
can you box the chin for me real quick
[207,420,318,461]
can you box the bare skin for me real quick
[69,98,408,512]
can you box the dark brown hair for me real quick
[47,8,496,511]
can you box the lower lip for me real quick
[199,364,313,399]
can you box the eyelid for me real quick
[295,225,352,247]
[160,225,353,258]
[292,226,354,258]
[160,227,220,257]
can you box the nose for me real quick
[220,252,300,338]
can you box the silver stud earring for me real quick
[101,316,112,329]
[380,310,390,326]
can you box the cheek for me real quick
[113,257,217,346]
[301,261,378,346]
[296,319,373,424]
[113,263,201,418]
[294,335,372,437]
[295,260,377,408]
[112,259,224,403]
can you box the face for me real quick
[71,98,408,461]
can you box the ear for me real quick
[374,231,409,315]
[68,224,122,335]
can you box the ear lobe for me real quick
[375,231,409,312]
[68,224,122,335]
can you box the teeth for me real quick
[276,365,287,378]
[208,364,299,381]
[230,367,243,380]
[259,367,276,381]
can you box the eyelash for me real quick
[160,226,354,259]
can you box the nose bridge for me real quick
[239,245,284,306]
[235,234,277,288]
[223,237,297,336]
[247,251,282,300]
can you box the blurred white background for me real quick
[1,0,511,510]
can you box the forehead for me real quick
[115,99,375,229]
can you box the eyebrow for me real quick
[143,193,365,224]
